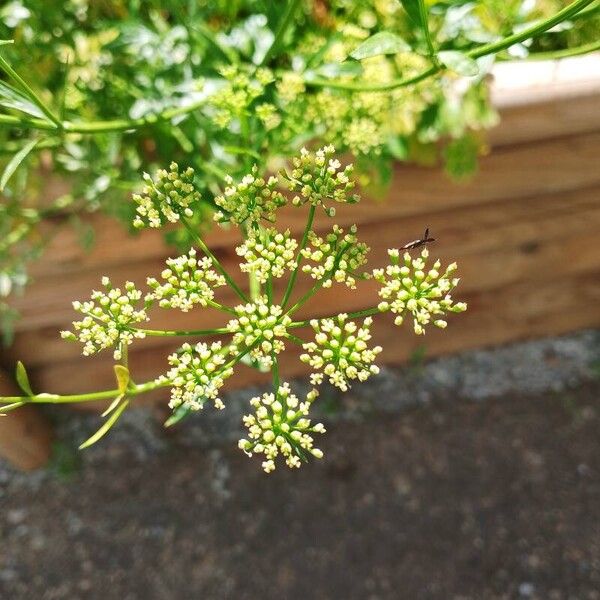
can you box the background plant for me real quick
[0,0,598,339]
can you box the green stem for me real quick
[285,241,351,317]
[180,216,249,303]
[281,204,316,309]
[134,326,231,337]
[0,97,207,133]
[285,280,323,318]
[505,39,600,61]
[0,378,171,406]
[418,0,437,61]
[304,0,595,92]
[207,299,237,315]
[272,353,280,389]
[261,0,302,65]
[285,332,306,345]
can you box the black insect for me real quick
[401,228,436,251]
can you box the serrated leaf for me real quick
[113,364,130,394]
[79,398,129,449]
[15,361,33,396]
[164,404,192,428]
[0,138,40,192]
[438,51,479,76]
[350,32,410,60]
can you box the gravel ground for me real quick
[1,330,600,599]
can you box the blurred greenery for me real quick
[0,0,597,340]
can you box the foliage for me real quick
[0,0,598,334]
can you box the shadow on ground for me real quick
[1,381,600,599]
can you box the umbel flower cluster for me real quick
[60,278,149,361]
[4,147,467,473]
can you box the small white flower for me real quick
[301,224,368,289]
[61,279,148,359]
[373,247,467,335]
[161,341,233,411]
[214,165,286,226]
[236,228,298,284]
[281,145,360,216]
[301,314,382,391]
[133,163,200,229]
[226,297,291,364]
[239,383,325,472]
[147,248,226,312]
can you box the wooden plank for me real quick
[7,181,600,351]
[0,371,53,470]
[8,183,600,396]
[488,92,600,147]
[28,267,600,411]
[491,54,600,109]
[25,130,600,285]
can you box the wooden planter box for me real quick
[1,55,600,466]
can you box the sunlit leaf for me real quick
[438,50,479,76]
[306,61,363,80]
[350,32,410,60]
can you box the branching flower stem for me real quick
[0,378,172,407]
[179,216,249,303]
[1,338,262,410]
[281,205,316,309]
[132,326,231,337]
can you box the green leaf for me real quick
[349,32,411,60]
[0,138,40,192]
[0,40,14,47]
[1,401,25,414]
[164,404,192,427]
[15,360,33,396]
[113,364,130,394]
[101,394,124,418]
[400,0,421,26]
[400,0,436,57]
[0,80,46,119]
[79,398,129,449]
[438,51,479,76]
[307,61,363,79]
